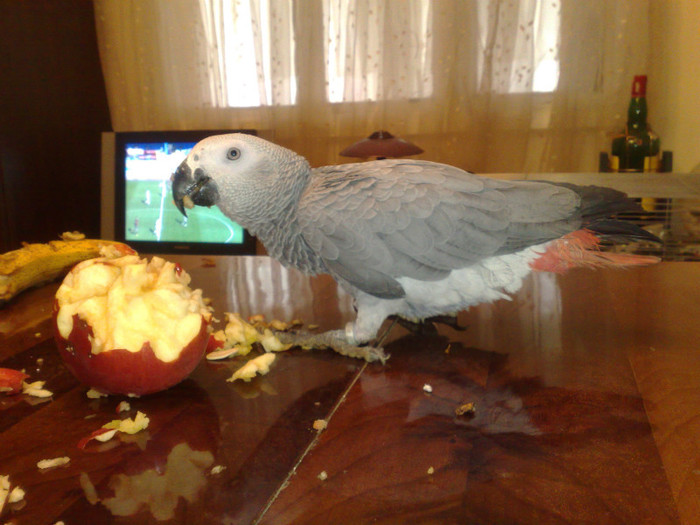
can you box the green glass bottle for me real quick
[610,75,661,172]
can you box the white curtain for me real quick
[94,0,650,173]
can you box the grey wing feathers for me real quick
[297,160,582,299]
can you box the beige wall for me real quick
[649,0,700,172]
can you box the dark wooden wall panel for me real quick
[0,0,112,252]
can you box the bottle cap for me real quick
[632,75,647,97]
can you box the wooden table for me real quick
[1,255,698,524]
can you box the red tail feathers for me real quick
[530,230,660,273]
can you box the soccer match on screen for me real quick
[123,141,244,244]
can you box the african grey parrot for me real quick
[172,133,658,362]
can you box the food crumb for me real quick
[206,347,239,361]
[8,485,25,504]
[317,471,328,481]
[227,353,276,382]
[116,401,131,413]
[36,358,44,366]
[0,475,8,514]
[103,411,149,434]
[269,319,289,331]
[37,457,70,470]
[34,332,42,338]
[61,231,86,241]
[427,466,435,475]
[95,429,118,443]
[210,465,226,475]
[422,383,433,394]
[312,419,327,431]
[22,380,53,398]
[86,388,107,399]
[182,195,195,209]
[455,402,476,416]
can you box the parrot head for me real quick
[172,133,310,226]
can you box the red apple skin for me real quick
[53,301,209,396]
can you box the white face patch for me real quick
[188,134,268,185]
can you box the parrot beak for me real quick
[171,161,220,217]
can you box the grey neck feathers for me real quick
[248,152,327,275]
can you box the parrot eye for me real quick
[226,147,241,160]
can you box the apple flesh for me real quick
[53,254,211,395]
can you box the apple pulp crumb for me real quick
[103,410,150,435]
[21,380,53,398]
[227,353,276,383]
[37,457,70,470]
[313,419,327,432]
[182,195,195,209]
[209,313,294,359]
[206,347,239,361]
[0,475,7,515]
[210,465,226,475]
[78,411,150,449]
[86,388,108,399]
[60,231,86,241]
[422,383,433,394]
[317,471,328,481]
[8,485,25,504]
[0,475,26,516]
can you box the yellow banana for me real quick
[0,233,134,305]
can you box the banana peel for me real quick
[0,233,134,306]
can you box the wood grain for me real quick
[1,256,697,524]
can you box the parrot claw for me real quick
[274,329,389,364]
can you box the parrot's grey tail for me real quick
[584,218,661,244]
[546,181,662,244]
[546,182,638,218]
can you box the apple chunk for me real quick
[53,255,211,395]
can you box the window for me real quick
[323,0,433,103]
[199,0,559,107]
[476,0,561,93]
[199,0,296,107]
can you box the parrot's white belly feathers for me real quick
[397,243,546,319]
[348,243,548,343]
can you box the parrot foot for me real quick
[274,329,389,364]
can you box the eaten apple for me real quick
[53,254,212,396]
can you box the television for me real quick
[101,129,262,255]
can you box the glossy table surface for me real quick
[1,255,699,524]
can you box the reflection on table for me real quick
[1,255,698,524]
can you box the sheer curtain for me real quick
[94,0,649,172]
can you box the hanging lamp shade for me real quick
[339,130,423,158]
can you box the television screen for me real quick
[110,130,258,255]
